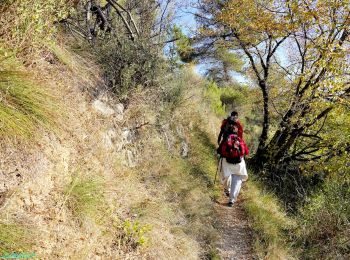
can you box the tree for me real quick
[196,0,350,166]
[63,0,176,45]
[203,46,244,86]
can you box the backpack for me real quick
[218,134,243,164]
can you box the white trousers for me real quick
[228,174,244,203]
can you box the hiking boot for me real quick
[228,201,234,207]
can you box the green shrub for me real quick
[95,36,165,97]
[0,0,72,52]
[220,87,245,107]
[296,175,350,258]
[122,220,151,247]
[204,81,226,116]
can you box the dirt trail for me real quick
[214,194,255,260]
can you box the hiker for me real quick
[217,122,249,206]
[216,110,244,165]
[217,111,243,146]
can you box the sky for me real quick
[172,3,253,85]
[171,1,290,86]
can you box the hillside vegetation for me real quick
[1,1,349,259]
[0,1,222,258]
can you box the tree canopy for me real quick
[195,0,350,166]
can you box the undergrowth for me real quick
[64,175,107,223]
[0,0,72,57]
[0,223,33,254]
[295,174,350,259]
[241,177,296,259]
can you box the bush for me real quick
[96,36,166,97]
[220,87,245,108]
[204,81,226,116]
[0,0,73,54]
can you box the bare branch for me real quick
[233,32,262,82]
[304,107,332,128]
[157,0,172,42]
[109,0,140,37]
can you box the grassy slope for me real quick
[0,38,223,258]
[0,15,297,258]
[241,178,296,259]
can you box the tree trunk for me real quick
[254,80,270,164]
[253,92,299,167]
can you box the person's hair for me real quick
[231,111,238,117]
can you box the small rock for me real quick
[126,150,136,168]
[115,103,124,114]
[115,103,124,122]
[180,141,189,158]
[92,100,115,116]
[102,129,117,150]
[122,128,135,143]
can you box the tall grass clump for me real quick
[0,70,58,141]
[0,223,33,254]
[64,176,106,222]
[242,178,296,259]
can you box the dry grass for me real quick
[241,179,296,259]
[0,17,223,258]
[63,174,107,222]
[0,70,58,141]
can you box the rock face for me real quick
[92,100,115,116]
[91,99,140,168]
[92,100,124,122]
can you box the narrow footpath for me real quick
[214,194,255,260]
